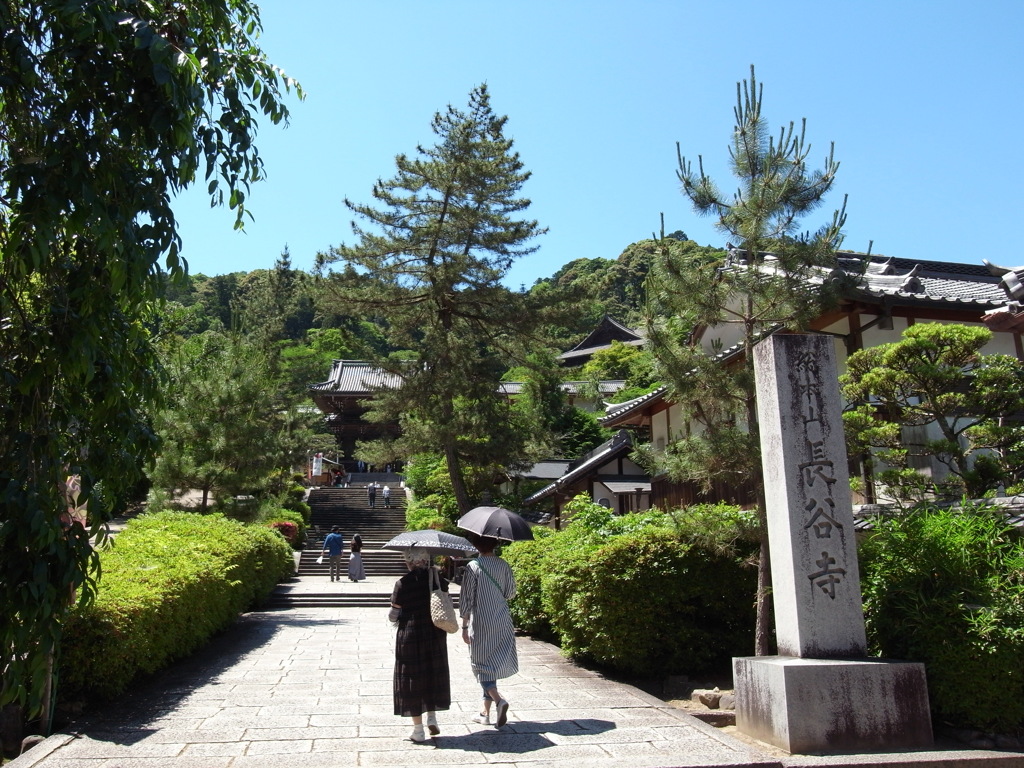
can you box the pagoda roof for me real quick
[310,360,403,395]
[558,315,644,366]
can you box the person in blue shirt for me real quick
[321,526,345,582]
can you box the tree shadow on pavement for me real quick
[56,612,350,742]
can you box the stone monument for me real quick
[733,333,932,754]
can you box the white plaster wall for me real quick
[651,409,669,452]
[649,402,691,454]
[655,312,1021,500]
[700,322,745,356]
[591,482,651,512]
[818,315,1020,363]
[594,456,644,475]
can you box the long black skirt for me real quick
[392,569,451,716]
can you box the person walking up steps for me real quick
[348,533,366,582]
[321,526,345,582]
[367,482,377,508]
[382,484,391,507]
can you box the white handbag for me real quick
[428,566,459,633]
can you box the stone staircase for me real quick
[265,478,411,609]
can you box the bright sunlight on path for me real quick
[10,580,1021,768]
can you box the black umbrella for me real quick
[383,530,478,556]
[457,506,534,542]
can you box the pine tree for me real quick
[646,66,849,655]
[150,331,311,512]
[318,85,547,513]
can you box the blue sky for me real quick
[172,0,1024,288]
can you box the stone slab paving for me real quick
[9,601,1023,768]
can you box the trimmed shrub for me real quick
[543,527,756,675]
[288,500,312,525]
[505,495,757,676]
[405,497,457,533]
[503,528,558,636]
[59,511,293,699]
[280,484,311,525]
[860,503,1024,733]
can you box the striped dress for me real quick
[460,556,518,681]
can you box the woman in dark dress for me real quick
[348,533,366,582]
[390,547,451,742]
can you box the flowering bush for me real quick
[267,520,299,547]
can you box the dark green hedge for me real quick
[59,511,293,699]
[860,503,1024,733]
[505,497,758,676]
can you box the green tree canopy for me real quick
[149,332,312,512]
[645,66,849,655]
[841,323,1024,500]
[0,0,299,720]
[510,351,611,460]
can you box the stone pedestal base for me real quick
[733,656,933,754]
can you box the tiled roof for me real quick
[498,380,626,396]
[852,496,1024,532]
[564,380,628,396]
[515,460,573,480]
[600,335,754,425]
[563,315,644,354]
[524,430,635,504]
[310,360,402,394]
[600,386,668,424]
[559,339,645,361]
[315,368,629,399]
[730,251,1008,309]
[845,254,1006,308]
[599,255,1010,426]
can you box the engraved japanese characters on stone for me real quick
[801,464,841,538]
[808,551,847,599]
[793,348,845,590]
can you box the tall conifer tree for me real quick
[646,66,849,655]
[319,85,547,513]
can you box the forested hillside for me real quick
[163,233,721,394]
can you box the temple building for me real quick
[595,252,1021,509]
[558,314,643,368]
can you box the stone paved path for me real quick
[10,590,1022,767]
[11,602,777,768]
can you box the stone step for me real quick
[300,485,420,588]
[301,566,407,577]
[264,592,462,610]
[264,592,395,609]
[299,551,407,577]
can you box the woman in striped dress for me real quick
[459,535,517,727]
